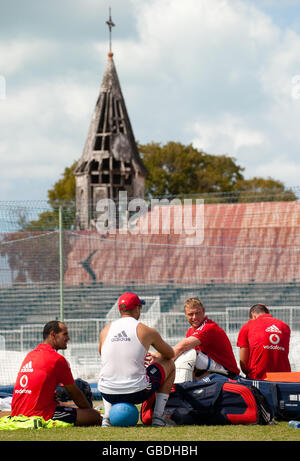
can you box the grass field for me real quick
[1,420,299,460]
[1,421,300,442]
[1,399,300,459]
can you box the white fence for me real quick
[1,306,300,386]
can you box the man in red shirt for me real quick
[173,298,239,382]
[237,303,291,380]
[11,320,101,426]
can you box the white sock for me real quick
[153,393,169,418]
[102,398,112,419]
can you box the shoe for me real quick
[152,414,176,427]
[102,417,112,427]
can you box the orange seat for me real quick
[264,372,300,382]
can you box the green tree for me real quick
[233,177,297,202]
[139,141,296,202]
[25,161,77,231]
[139,142,244,198]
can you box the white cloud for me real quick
[116,0,300,185]
[0,80,96,184]
[191,114,266,154]
[0,39,57,76]
[2,0,300,202]
[251,158,300,187]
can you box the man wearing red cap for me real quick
[98,292,175,427]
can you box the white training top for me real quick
[98,317,148,395]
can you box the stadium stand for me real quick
[1,281,300,332]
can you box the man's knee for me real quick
[160,357,175,376]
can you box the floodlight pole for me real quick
[59,206,64,323]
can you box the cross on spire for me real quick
[106,7,115,53]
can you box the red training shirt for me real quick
[186,316,240,375]
[237,314,291,379]
[11,343,74,420]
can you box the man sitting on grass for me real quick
[11,320,102,427]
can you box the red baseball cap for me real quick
[118,292,145,311]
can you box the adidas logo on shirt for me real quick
[265,325,282,334]
[20,361,34,373]
[111,330,131,342]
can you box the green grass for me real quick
[1,421,300,442]
[1,402,300,443]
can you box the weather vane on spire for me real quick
[106,7,115,54]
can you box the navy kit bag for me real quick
[141,374,273,426]
[239,377,300,421]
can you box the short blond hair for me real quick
[184,297,204,312]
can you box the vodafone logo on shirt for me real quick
[269,334,280,345]
[14,361,34,394]
[264,324,285,351]
[15,375,32,394]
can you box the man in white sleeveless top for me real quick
[98,292,175,427]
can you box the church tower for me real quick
[74,12,147,230]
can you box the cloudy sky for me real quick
[1,0,300,202]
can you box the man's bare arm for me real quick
[98,323,111,355]
[173,336,200,361]
[151,329,174,360]
[138,323,174,360]
[64,383,91,409]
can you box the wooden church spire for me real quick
[75,9,147,230]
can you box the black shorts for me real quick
[101,363,165,405]
[52,405,77,424]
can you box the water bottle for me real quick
[288,420,300,428]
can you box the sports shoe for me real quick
[152,414,176,427]
[102,417,112,427]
